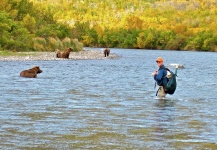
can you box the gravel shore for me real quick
[0,50,119,61]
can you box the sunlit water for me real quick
[0,48,217,149]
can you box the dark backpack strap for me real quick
[164,68,178,76]
[164,67,170,72]
[156,88,160,96]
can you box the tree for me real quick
[166,34,186,50]
[16,0,34,21]
[126,15,144,30]
[22,14,36,33]
[202,35,217,51]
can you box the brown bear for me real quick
[56,48,73,58]
[104,48,110,57]
[20,66,43,78]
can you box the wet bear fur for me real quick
[20,66,43,78]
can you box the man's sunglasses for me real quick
[156,61,162,63]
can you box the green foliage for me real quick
[1,0,217,52]
[11,28,34,51]
[202,36,217,51]
[22,14,36,33]
[0,14,33,52]
[121,29,140,48]
[0,0,83,52]
[71,38,84,52]
[62,37,71,48]
[33,37,47,51]
[82,28,98,47]
[167,34,186,50]
[184,31,215,51]
[16,0,34,21]
[136,29,159,49]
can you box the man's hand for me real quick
[152,70,158,76]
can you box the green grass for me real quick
[0,50,37,56]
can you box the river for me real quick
[0,48,217,149]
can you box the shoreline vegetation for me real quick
[0,0,217,52]
[0,50,119,61]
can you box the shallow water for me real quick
[0,48,217,149]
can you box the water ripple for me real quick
[0,49,217,149]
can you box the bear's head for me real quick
[66,48,73,52]
[32,66,43,74]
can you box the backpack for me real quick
[163,68,177,95]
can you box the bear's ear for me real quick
[34,66,40,69]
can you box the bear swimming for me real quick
[56,48,73,59]
[20,66,42,78]
[104,48,110,57]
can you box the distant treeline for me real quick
[0,0,217,52]
[0,0,83,52]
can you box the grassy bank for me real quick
[0,51,38,56]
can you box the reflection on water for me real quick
[0,49,217,149]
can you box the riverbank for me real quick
[0,50,119,61]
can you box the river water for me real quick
[0,48,217,149]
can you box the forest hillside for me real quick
[1,0,217,52]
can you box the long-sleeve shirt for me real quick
[154,65,168,86]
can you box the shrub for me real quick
[62,37,71,48]
[71,38,84,51]
[33,37,46,51]
[47,37,59,51]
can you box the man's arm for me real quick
[154,70,164,83]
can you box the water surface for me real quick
[0,48,217,149]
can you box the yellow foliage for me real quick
[30,0,217,34]
[81,36,94,46]
[173,24,187,34]
[28,0,217,51]
[126,15,144,30]
[0,0,12,11]
[209,22,217,33]
[136,32,146,49]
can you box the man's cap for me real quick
[156,57,164,62]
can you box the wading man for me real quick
[152,57,168,97]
